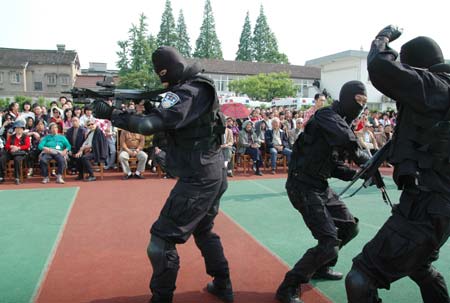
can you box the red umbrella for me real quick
[220,103,250,119]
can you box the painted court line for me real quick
[249,179,286,195]
[31,187,80,303]
[228,178,333,303]
[220,210,333,303]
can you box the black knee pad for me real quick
[339,218,360,248]
[147,235,179,275]
[345,266,380,303]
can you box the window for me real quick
[47,74,57,86]
[60,74,70,85]
[0,72,3,83]
[10,72,20,84]
[34,82,43,91]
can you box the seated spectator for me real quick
[38,122,71,184]
[357,122,379,156]
[151,132,173,178]
[66,117,87,175]
[95,110,117,170]
[288,118,304,148]
[63,108,74,133]
[254,120,268,145]
[7,102,20,121]
[221,120,234,177]
[21,101,35,121]
[72,119,107,181]
[376,124,393,149]
[73,106,82,119]
[265,117,292,174]
[119,130,148,179]
[32,104,47,124]
[1,113,15,141]
[238,120,263,176]
[24,116,35,132]
[50,107,64,134]
[0,136,5,183]
[79,105,95,126]
[26,119,48,177]
[5,120,31,184]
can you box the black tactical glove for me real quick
[93,99,114,120]
[376,25,403,42]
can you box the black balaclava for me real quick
[400,36,450,73]
[335,80,367,124]
[152,46,186,85]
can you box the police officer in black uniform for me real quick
[345,26,450,303]
[93,46,233,303]
[276,81,371,303]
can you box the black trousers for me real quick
[154,150,167,173]
[352,189,450,303]
[0,149,7,178]
[283,178,358,285]
[72,153,94,177]
[6,152,27,179]
[148,167,230,299]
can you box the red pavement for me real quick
[31,173,334,303]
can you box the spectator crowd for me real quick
[0,94,396,184]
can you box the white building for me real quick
[306,50,396,111]
[186,58,321,100]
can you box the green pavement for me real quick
[221,178,450,303]
[0,187,78,303]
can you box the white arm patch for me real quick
[161,92,180,109]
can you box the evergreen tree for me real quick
[157,0,178,47]
[116,13,160,89]
[176,9,191,57]
[116,40,130,75]
[252,5,288,64]
[235,11,253,61]
[193,0,223,59]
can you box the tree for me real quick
[157,0,178,48]
[235,11,253,61]
[176,9,191,57]
[116,40,130,75]
[228,72,298,101]
[115,13,160,89]
[193,0,223,59]
[252,5,289,64]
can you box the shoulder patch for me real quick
[161,92,180,109]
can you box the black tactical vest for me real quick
[390,100,450,176]
[170,75,225,151]
[289,116,335,181]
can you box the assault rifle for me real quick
[339,140,393,207]
[63,76,167,105]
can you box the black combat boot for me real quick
[206,277,234,302]
[312,267,343,280]
[148,294,172,303]
[275,281,304,303]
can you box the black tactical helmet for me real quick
[336,81,367,124]
[400,36,450,73]
[152,46,186,85]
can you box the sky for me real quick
[1,0,449,69]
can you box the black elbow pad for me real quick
[129,115,164,135]
[111,110,165,135]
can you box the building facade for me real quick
[186,58,321,100]
[0,45,80,100]
[306,50,395,111]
